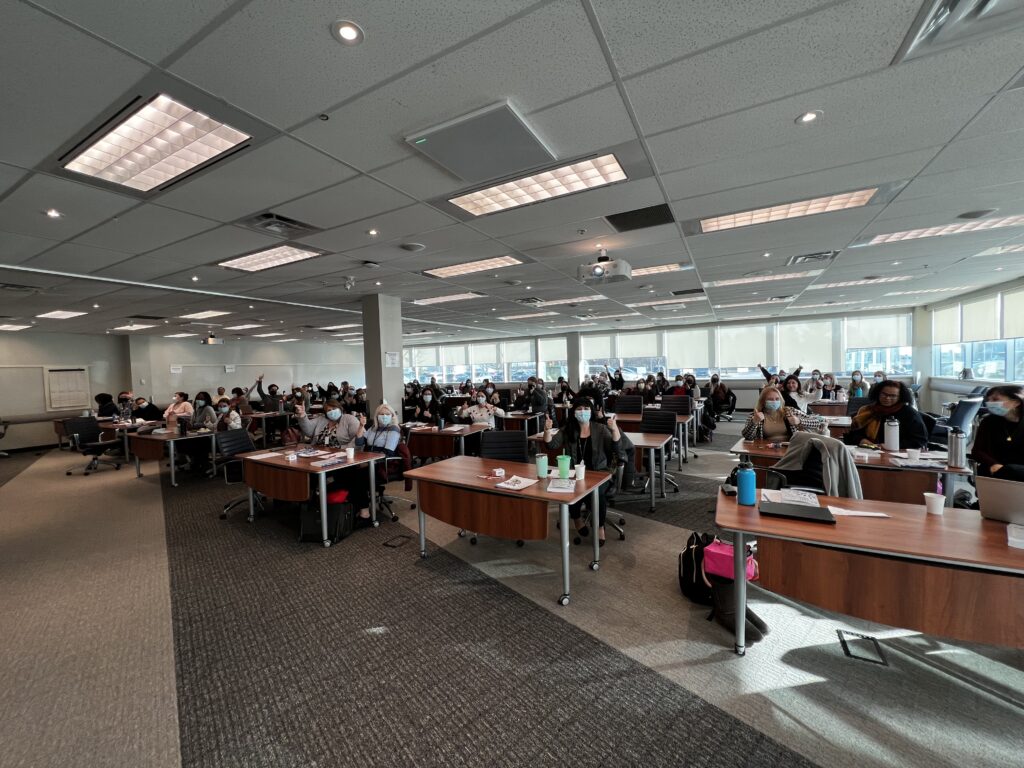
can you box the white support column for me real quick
[361,294,404,410]
[566,332,583,387]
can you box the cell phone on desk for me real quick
[721,483,737,496]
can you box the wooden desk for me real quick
[248,411,292,448]
[822,415,851,440]
[105,419,161,458]
[808,400,848,417]
[715,491,1024,652]
[728,438,970,504]
[501,411,543,434]
[52,418,70,450]
[625,432,672,512]
[130,430,218,487]
[404,455,612,606]
[407,423,489,459]
[240,449,384,547]
[614,412,692,467]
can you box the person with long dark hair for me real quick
[972,385,1024,481]
[844,380,928,449]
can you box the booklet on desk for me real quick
[546,478,577,493]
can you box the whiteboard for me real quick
[46,367,91,410]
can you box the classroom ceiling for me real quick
[2,0,1024,345]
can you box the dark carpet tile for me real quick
[613,475,731,540]
[162,472,814,768]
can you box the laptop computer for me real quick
[976,476,1024,525]
[759,500,836,524]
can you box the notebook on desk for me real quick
[759,501,836,524]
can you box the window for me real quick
[665,328,710,376]
[506,340,536,382]
[1004,289,1024,339]
[470,343,499,382]
[971,340,1007,380]
[581,335,616,380]
[717,324,768,375]
[617,332,665,378]
[1016,339,1024,382]
[932,305,960,345]
[440,345,468,383]
[933,343,967,378]
[410,346,442,382]
[402,349,415,381]
[778,320,833,373]
[962,296,999,343]
[537,337,565,383]
[843,314,911,374]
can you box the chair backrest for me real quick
[479,430,529,462]
[62,416,101,447]
[659,395,692,415]
[639,409,677,436]
[616,395,643,414]
[947,397,984,437]
[215,428,256,458]
[846,397,870,416]
[968,385,989,397]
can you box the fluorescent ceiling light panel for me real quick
[627,297,706,307]
[448,154,627,216]
[112,324,155,330]
[790,300,871,309]
[702,269,824,288]
[219,245,324,272]
[64,94,250,192]
[713,299,791,309]
[885,286,975,296]
[424,255,522,278]
[535,295,605,307]
[164,332,198,338]
[586,312,641,319]
[631,263,692,276]
[318,323,361,330]
[331,332,361,337]
[179,310,231,319]
[404,330,443,336]
[973,244,1024,256]
[252,332,285,337]
[499,311,559,320]
[412,292,484,305]
[0,324,31,331]
[699,188,877,233]
[270,338,299,343]
[223,324,265,330]
[558,323,597,328]
[806,276,912,289]
[35,310,87,319]
[866,214,1024,245]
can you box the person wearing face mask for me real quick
[357,404,402,457]
[459,379,474,395]
[415,389,440,426]
[94,392,118,419]
[742,387,823,441]
[554,379,575,404]
[459,393,505,428]
[114,391,134,421]
[972,385,1024,481]
[802,370,825,396]
[163,391,194,425]
[664,375,686,396]
[482,383,499,406]
[848,370,868,399]
[819,373,846,401]
[629,379,656,405]
[297,398,365,447]
[132,396,162,422]
[191,391,218,430]
[215,398,242,431]
[604,366,623,391]
[707,374,736,421]
[542,397,621,546]
[255,374,282,412]
[654,371,670,394]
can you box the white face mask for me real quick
[326,408,342,421]
[423,395,432,403]
[477,396,487,405]
[138,401,148,408]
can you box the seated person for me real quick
[296,399,364,447]
[116,391,134,421]
[317,381,340,401]
[353,404,403,525]
[682,373,700,399]
[216,398,242,431]
[132,396,162,422]
[255,374,282,411]
[554,379,575,404]
[542,398,621,546]
[707,375,737,420]
[459,393,504,428]
[971,385,1024,481]
[94,392,119,418]
[593,403,638,493]
[414,390,440,425]
[481,383,498,403]
[215,386,227,400]
[191,391,218,430]
[163,392,194,424]
[629,379,656,405]
[819,373,846,401]
[459,379,474,395]
[847,370,869,399]
[781,375,815,413]
[229,386,254,415]
[802,370,824,396]
[742,387,823,441]
[664,375,687,396]
[654,372,670,394]
[486,390,503,410]
[844,380,928,449]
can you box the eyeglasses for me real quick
[878,391,900,400]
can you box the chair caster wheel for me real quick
[219,513,227,520]
[323,540,331,548]
[372,520,380,528]
[391,515,399,522]
[115,465,121,470]
[619,533,625,540]
[84,472,90,476]
[558,595,570,606]
[457,529,466,538]
[573,535,582,546]
[617,517,625,526]
[470,537,478,545]
[410,503,417,510]
[590,561,599,571]
[672,487,679,493]
[516,540,524,547]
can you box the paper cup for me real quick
[575,463,586,481]
[557,454,572,479]
[923,492,945,515]
[493,468,505,478]
[906,448,921,461]
[345,447,355,460]
[535,455,548,478]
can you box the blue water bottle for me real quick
[736,462,756,506]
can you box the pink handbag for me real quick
[701,539,758,582]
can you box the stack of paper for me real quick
[495,475,538,490]
[547,478,577,493]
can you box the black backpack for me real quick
[678,532,715,605]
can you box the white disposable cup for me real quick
[924,492,945,515]
[345,447,355,460]
[575,463,586,481]
[906,448,921,461]
[493,467,505,478]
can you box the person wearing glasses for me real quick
[844,380,928,449]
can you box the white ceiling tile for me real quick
[90,255,185,281]
[0,174,137,240]
[370,155,465,199]
[526,85,637,160]
[22,241,130,272]
[297,203,456,253]
[74,203,219,254]
[143,225,283,267]
[0,229,61,265]
[273,175,413,231]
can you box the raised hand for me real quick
[357,413,367,427]
[544,415,553,431]
[753,411,765,423]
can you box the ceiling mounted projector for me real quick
[578,250,632,284]
[200,333,224,345]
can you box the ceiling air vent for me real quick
[241,212,322,238]
[0,282,41,294]
[786,250,838,266]
[605,204,675,233]
[517,297,543,305]
[671,288,705,298]
[127,314,166,320]
[893,0,1024,64]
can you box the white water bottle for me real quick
[883,417,900,452]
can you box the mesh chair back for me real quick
[968,385,989,397]
[659,395,693,415]
[616,395,643,414]
[920,411,938,440]
[62,417,102,447]
[846,397,870,416]
[639,409,677,436]
[479,430,529,462]
[947,398,983,438]
[215,428,256,459]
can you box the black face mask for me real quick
[528,383,535,390]
[269,388,278,395]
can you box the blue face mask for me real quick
[326,408,342,421]
[574,410,592,423]
[764,400,782,412]
[852,375,862,382]
[378,414,392,426]
[218,406,229,414]
[194,399,205,408]
[986,401,1011,417]
[423,395,432,403]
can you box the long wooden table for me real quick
[240,448,384,547]
[501,411,543,434]
[808,400,848,417]
[613,412,693,467]
[404,455,612,606]
[715,491,1024,652]
[729,438,970,504]
[406,423,489,459]
[130,429,218,487]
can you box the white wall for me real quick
[0,331,131,449]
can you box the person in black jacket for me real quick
[131,396,162,422]
[94,393,118,418]
[972,385,1024,481]
[844,380,928,449]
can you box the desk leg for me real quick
[558,503,571,606]
[134,454,142,478]
[943,471,955,504]
[210,434,217,473]
[247,487,255,523]
[682,422,689,464]
[459,435,465,455]
[369,459,379,527]
[590,487,601,571]
[659,445,667,499]
[169,441,177,487]
[733,532,747,656]
[648,447,656,513]
[417,487,427,558]
[262,425,268,449]
[318,472,330,547]
[122,430,130,461]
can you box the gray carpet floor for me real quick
[612,475,730,540]
[162,473,815,768]
[0,450,44,488]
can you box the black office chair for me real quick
[373,441,411,524]
[638,409,680,495]
[216,429,263,520]
[462,431,530,546]
[846,397,870,417]
[930,398,983,449]
[659,395,692,415]
[63,417,122,476]
[615,395,644,414]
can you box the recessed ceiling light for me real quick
[412,292,485,306]
[374,281,382,286]
[367,228,379,236]
[499,311,559,320]
[191,275,199,282]
[248,304,255,309]
[319,323,360,331]
[885,286,974,296]
[64,94,250,192]
[0,324,31,331]
[891,261,902,266]
[698,188,877,233]
[448,154,627,216]
[807,276,913,289]
[270,338,299,343]
[44,208,63,219]
[223,324,265,330]
[995,267,1005,271]
[252,332,286,337]
[164,332,197,338]
[112,324,155,331]
[330,19,365,45]
[702,269,824,288]
[424,255,522,279]
[491,307,497,311]
[92,303,100,308]
[179,310,230,319]
[559,322,598,328]
[220,244,325,272]
[36,310,87,319]
[795,110,823,125]
[535,294,605,308]
[861,214,1024,245]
